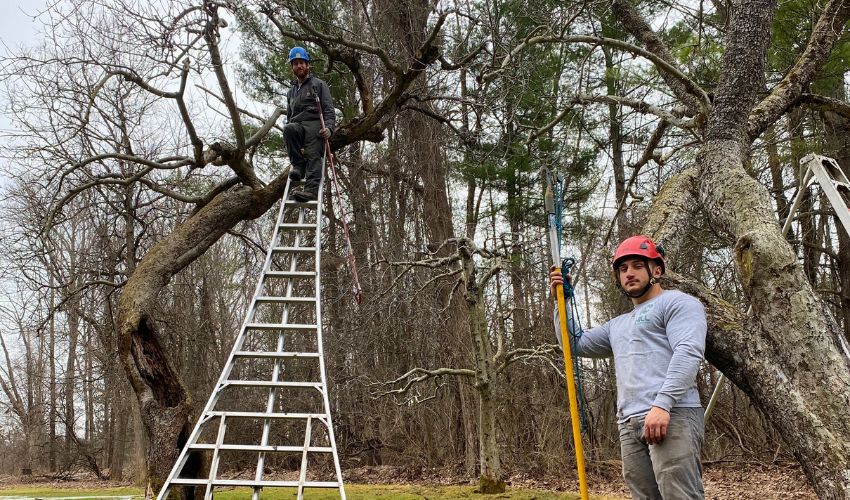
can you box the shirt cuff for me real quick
[652,393,676,412]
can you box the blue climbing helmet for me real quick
[288,46,310,63]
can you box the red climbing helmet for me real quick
[611,235,665,273]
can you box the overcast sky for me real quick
[1,1,49,134]
[0,1,48,52]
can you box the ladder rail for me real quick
[158,161,347,499]
[806,154,850,238]
[314,162,348,500]
[204,416,228,500]
[156,178,299,500]
[297,416,313,500]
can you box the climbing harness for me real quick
[317,95,364,305]
[543,168,589,500]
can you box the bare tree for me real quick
[0,294,48,475]
[2,0,453,492]
[377,237,566,492]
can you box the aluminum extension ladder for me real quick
[704,153,850,421]
[157,169,346,499]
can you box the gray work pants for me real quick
[618,407,705,499]
[283,120,324,194]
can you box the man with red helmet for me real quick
[550,235,706,499]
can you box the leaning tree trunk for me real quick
[117,176,288,496]
[644,0,850,495]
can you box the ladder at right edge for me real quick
[794,154,850,235]
[156,172,346,499]
[704,153,850,421]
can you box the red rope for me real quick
[316,96,364,305]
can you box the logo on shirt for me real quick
[634,302,656,325]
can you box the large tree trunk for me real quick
[601,16,629,238]
[117,177,289,496]
[49,278,57,472]
[64,298,79,466]
[644,1,850,495]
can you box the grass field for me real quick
[0,484,624,499]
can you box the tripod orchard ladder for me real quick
[156,159,346,499]
[704,153,850,421]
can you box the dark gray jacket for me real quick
[286,75,336,130]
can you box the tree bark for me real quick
[117,176,289,494]
[765,124,790,228]
[461,250,504,493]
[642,0,850,495]
[49,278,57,472]
[84,330,94,442]
[602,16,629,238]
[64,298,80,466]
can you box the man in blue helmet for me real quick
[284,46,336,203]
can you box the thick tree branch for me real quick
[175,59,204,164]
[642,166,700,259]
[748,0,850,140]
[203,7,246,152]
[246,106,286,148]
[798,92,850,120]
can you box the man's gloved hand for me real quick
[320,127,332,140]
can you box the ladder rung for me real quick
[245,323,317,331]
[189,443,333,453]
[170,479,338,488]
[278,223,317,230]
[272,246,316,253]
[286,200,319,209]
[222,380,323,388]
[234,350,320,358]
[255,296,316,303]
[264,270,316,278]
[207,410,326,419]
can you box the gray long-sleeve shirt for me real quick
[287,75,336,129]
[557,289,706,422]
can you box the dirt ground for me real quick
[0,462,816,499]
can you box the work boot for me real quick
[289,164,305,182]
[289,189,318,203]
